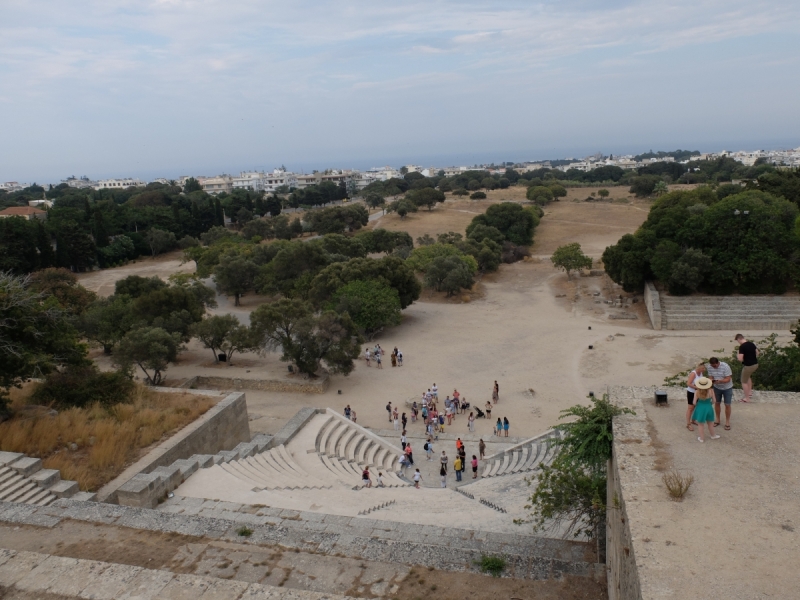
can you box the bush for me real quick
[663,470,694,501]
[470,191,487,199]
[32,366,134,409]
[478,555,506,577]
[466,202,539,246]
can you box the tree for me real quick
[549,184,568,200]
[115,275,167,298]
[597,189,610,199]
[327,280,401,337]
[131,285,205,340]
[184,178,202,193]
[356,229,413,254]
[526,186,554,205]
[406,188,445,211]
[214,255,259,306]
[452,188,469,197]
[146,228,177,257]
[423,255,474,296]
[250,299,363,375]
[29,268,96,314]
[466,202,538,246]
[264,194,282,217]
[551,243,593,280]
[56,221,97,271]
[629,175,662,197]
[79,296,135,354]
[365,193,386,213]
[0,272,87,416]
[653,180,669,196]
[386,199,416,219]
[470,191,487,200]
[113,326,182,385]
[189,314,249,363]
[256,240,330,298]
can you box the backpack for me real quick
[424,442,430,451]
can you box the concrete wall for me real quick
[643,282,662,330]
[99,392,251,503]
[181,375,329,394]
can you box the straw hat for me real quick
[694,376,713,390]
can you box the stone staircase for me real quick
[0,451,89,506]
[659,294,800,330]
[478,430,561,479]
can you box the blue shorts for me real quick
[713,387,733,405]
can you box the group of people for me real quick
[364,345,403,369]
[402,437,484,489]
[685,333,759,442]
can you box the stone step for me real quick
[0,452,24,467]
[3,480,37,503]
[49,480,79,499]
[9,457,41,477]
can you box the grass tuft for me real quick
[662,470,694,501]
[478,554,506,577]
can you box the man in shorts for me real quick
[707,357,733,430]
[736,334,759,403]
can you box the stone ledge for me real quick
[183,374,330,394]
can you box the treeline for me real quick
[602,173,800,295]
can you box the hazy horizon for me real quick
[2,0,799,183]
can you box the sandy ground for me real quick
[640,400,800,599]
[76,250,194,297]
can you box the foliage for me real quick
[469,191,486,199]
[130,284,205,340]
[305,205,369,234]
[327,280,402,337]
[478,555,506,578]
[598,189,610,198]
[79,296,136,354]
[663,470,694,501]
[214,255,259,306]
[29,268,96,314]
[237,526,253,537]
[526,186,554,205]
[320,234,367,259]
[145,228,177,257]
[115,275,167,298]
[406,243,476,273]
[113,326,183,385]
[0,218,54,274]
[189,314,255,363]
[466,202,539,246]
[416,234,435,246]
[602,189,800,293]
[250,299,363,376]
[386,199,417,218]
[423,255,475,296]
[629,175,662,197]
[32,365,134,409]
[551,243,593,279]
[256,240,331,298]
[406,188,445,211]
[355,229,413,254]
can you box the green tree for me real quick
[184,178,202,193]
[146,228,177,257]
[470,191,487,200]
[452,188,469,197]
[264,194,282,217]
[79,296,135,354]
[466,202,538,246]
[214,255,259,306]
[256,241,330,298]
[115,275,167,298]
[597,189,610,199]
[549,184,567,200]
[189,314,251,363]
[551,243,593,280]
[406,188,445,211]
[629,175,662,197]
[423,255,474,296]
[30,268,96,314]
[327,280,401,337]
[653,180,669,196]
[113,326,183,385]
[356,229,413,254]
[56,221,97,271]
[386,199,417,219]
[526,186,554,205]
[365,193,386,213]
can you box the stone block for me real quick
[78,562,143,599]
[47,558,109,597]
[49,479,80,498]
[9,456,41,476]
[30,468,60,488]
[153,573,210,600]
[0,549,16,568]
[14,555,79,593]
[117,473,166,509]
[233,441,257,458]
[218,450,240,463]
[199,577,250,599]
[190,454,215,468]
[118,567,175,600]
[0,550,46,587]
[71,491,98,502]
[150,464,183,490]
[0,451,23,467]
[172,458,200,478]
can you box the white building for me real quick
[232,171,266,192]
[62,176,95,189]
[94,178,145,190]
[0,182,27,193]
[201,175,233,195]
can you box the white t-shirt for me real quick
[413,472,421,482]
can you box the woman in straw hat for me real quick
[685,362,706,431]
[691,377,720,443]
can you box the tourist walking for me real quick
[362,466,372,488]
[468,412,475,432]
[364,348,371,366]
[350,409,357,424]
[736,334,759,403]
[432,383,438,399]
[405,442,414,465]
[424,438,433,460]
[391,350,397,367]
[397,349,403,366]
[413,468,421,489]
[495,418,502,436]
[471,455,479,479]
[492,381,499,404]
[393,414,400,431]
[458,447,466,479]
[344,405,351,420]
[376,352,382,368]
[503,417,509,437]
[454,454,462,481]
[685,362,706,431]
[401,412,407,430]
[386,402,392,423]
[440,464,447,488]
[485,402,492,420]
[690,377,720,442]
[707,356,733,430]
[401,430,407,450]
[479,439,486,459]
[440,450,448,471]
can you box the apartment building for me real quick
[94,178,145,190]
[201,175,233,195]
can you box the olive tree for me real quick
[551,243,593,280]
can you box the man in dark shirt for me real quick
[735,334,759,403]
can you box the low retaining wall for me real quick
[181,374,329,394]
[98,392,251,503]
[643,282,662,330]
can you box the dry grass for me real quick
[0,385,216,491]
[662,470,694,501]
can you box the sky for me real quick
[1,0,799,183]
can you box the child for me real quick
[413,468,421,489]
[691,377,720,443]
[377,472,384,487]
[471,455,479,479]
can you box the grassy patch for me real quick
[0,384,216,491]
[662,469,694,501]
[236,526,254,537]
[478,554,506,577]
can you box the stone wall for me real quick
[181,374,329,394]
[99,392,251,503]
[643,282,662,330]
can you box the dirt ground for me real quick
[0,521,605,599]
[76,251,193,297]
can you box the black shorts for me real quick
[687,391,695,405]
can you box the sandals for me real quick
[724,425,731,430]
[713,422,721,427]
[686,424,695,431]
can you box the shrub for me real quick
[237,526,254,537]
[478,555,506,577]
[663,470,694,501]
[469,191,487,199]
[32,366,134,409]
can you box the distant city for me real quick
[2,146,798,195]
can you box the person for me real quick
[364,348,371,366]
[413,468,421,489]
[485,402,492,420]
[736,333,759,403]
[446,403,453,426]
[453,389,460,403]
[392,406,399,422]
[471,455,479,479]
[690,377,720,442]
[397,349,403,366]
[455,437,463,452]
[458,447,466,478]
[424,438,433,460]
[421,405,428,423]
[393,414,400,431]
[440,464,447,488]
[362,466,372,488]
[375,351,383,369]
[495,418,502,436]
[479,439,486,460]
[401,412,407,430]
[376,472,384,487]
[391,352,397,367]
[405,442,414,465]
[503,416,509,437]
[707,356,733,431]
[399,453,410,471]
[438,412,445,433]
[344,405,351,420]
[454,454,462,481]
[401,430,407,450]
[411,402,418,423]
[440,450,448,470]
[685,362,706,431]
[468,412,475,432]
[350,409,357,424]
[432,383,438,399]
[492,381,499,404]
[386,402,392,423]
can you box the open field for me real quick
[1,385,217,491]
